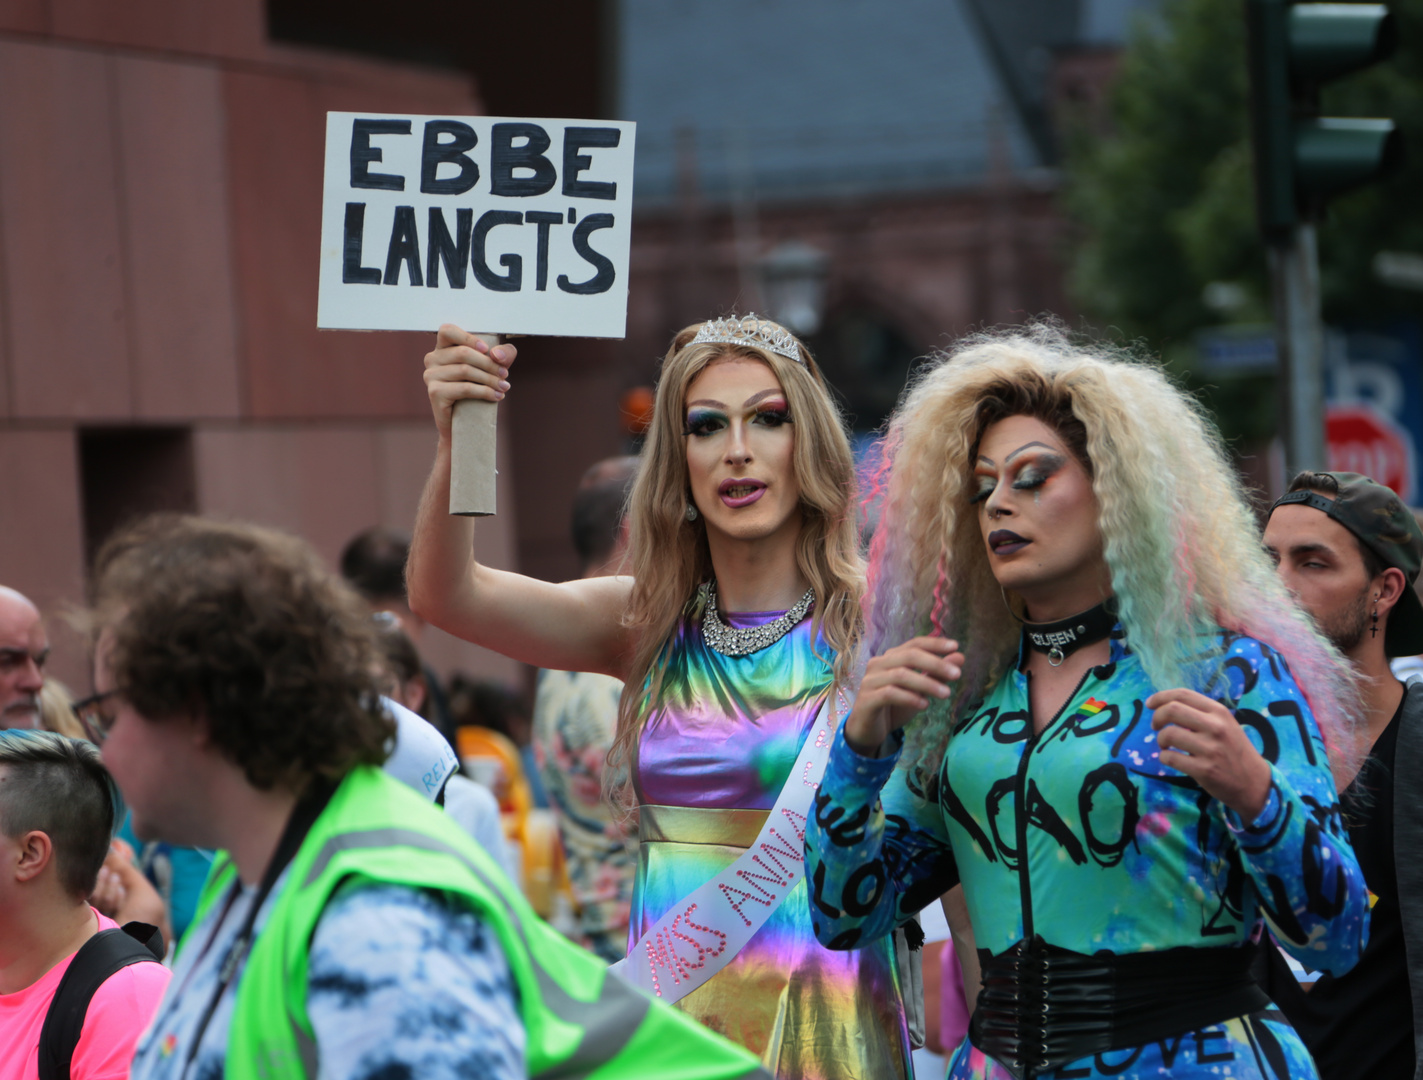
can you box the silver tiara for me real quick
[687,313,803,364]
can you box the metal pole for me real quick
[1270,222,1327,475]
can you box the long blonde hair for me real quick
[865,324,1362,788]
[607,321,865,807]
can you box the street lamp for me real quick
[759,241,830,337]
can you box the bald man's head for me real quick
[0,588,47,729]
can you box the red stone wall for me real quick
[0,0,520,688]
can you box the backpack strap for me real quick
[37,922,165,1080]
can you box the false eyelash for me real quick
[1011,457,1064,491]
[683,413,725,436]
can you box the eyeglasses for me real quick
[70,689,123,744]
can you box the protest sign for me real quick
[317,112,636,513]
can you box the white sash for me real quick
[609,688,846,1003]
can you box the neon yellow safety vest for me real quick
[184,765,769,1080]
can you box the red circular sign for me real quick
[1326,404,1415,499]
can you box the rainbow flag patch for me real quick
[1080,698,1108,714]
[161,1034,178,1057]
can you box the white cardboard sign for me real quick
[318,112,636,337]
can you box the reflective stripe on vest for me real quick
[202,767,771,1080]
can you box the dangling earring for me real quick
[685,502,699,523]
[1370,603,1380,638]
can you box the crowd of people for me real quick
[0,313,1417,1080]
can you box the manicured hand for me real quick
[424,325,518,439]
[843,637,964,757]
[1147,687,1273,821]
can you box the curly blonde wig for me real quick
[865,324,1362,788]
[607,320,865,808]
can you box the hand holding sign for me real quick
[424,328,514,433]
[425,328,516,514]
[319,112,635,514]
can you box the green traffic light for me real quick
[1248,0,1403,234]
[1244,2,1400,477]
[1295,117,1403,198]
[1288,4,1397,83]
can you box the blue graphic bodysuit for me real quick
[805,629,1369,1079]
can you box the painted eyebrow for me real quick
[976,441,1062,467]
[685,399,726,410]
[744,389,785,407]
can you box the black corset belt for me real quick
[968,936,1269,1079]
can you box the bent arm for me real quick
[408,438,633,676]
[805,727,959,950]
[1224,643,1370,977]
[407,326,635,677]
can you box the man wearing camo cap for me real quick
[1263,470,1423,1080]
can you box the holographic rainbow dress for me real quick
[806,629,1370,1079]
[633,609,911,1079]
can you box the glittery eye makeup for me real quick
[684,408,727,437]
[685,398,792,438]
[752,400,792,427]
[970,449,1067,506]
[1012,453,1066,491]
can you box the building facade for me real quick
[0,0,1158,687]
[0,0,519,687]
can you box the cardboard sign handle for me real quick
[448,332,500,517]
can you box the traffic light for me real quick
[1246,0,1403,240]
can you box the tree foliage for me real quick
[1065,0,1423,439]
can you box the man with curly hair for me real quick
[85,515,766,1080]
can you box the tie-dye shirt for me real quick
[532,667,636,963]
[129,877,524,1080]
[806,629,1370,1080]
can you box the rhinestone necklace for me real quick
[699,581,815,657]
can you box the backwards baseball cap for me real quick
[1271,471,1423,656]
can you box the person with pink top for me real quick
[0,730,169,1080]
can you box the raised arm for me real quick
[407,325,635,678]
[806,728,960,948]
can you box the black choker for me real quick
[1022,601,1117,667]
